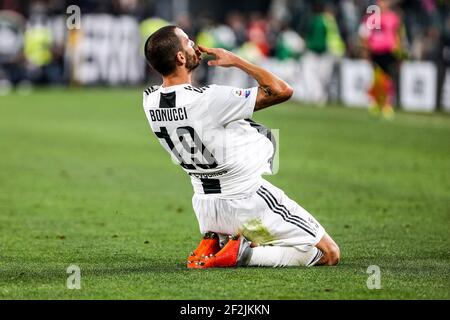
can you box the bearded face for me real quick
[184,45,201,72]
[174,28,202,73]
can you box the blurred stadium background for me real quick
[0,0,449,300]
[0,0,449,111]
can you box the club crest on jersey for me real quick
[232,88,251,98]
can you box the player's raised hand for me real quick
[198,45,239,68]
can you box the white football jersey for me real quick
[142,83,275,199]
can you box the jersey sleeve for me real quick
[208,85,258,126]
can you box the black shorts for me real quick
[371,52,398,77]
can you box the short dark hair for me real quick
[144,25,183,76]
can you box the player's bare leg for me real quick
[315,233,340,266]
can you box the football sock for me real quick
[247,246,323,267]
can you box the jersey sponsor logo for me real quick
[149,107,188,122]
[232,88,251,98]
[189,170,228,179]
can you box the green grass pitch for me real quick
[0,88,449,299]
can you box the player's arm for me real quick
[199,46,293,111]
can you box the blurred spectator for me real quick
[0,10,25,93]
[338,0,360,57]
[24,1,65,84]
[248,12,271,56]
[195,12,216,48]
[306,2,327,54]
[323,4,345,57]
[437,8,450,108]
[175,12,195,39]
[139,16,170,84]
[302,2,344,104]
[111,0,141,16]
[360,0,406,119]
[212,24,237,51]
[140,16,170,47]
[275,23,305,60]
[226,11,247,47]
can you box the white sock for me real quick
[247,246,323,267]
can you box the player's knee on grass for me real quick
[322,244,340,266]
[316,233,340,266]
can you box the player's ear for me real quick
[176,51,186,65]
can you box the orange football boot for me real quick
[191,235,252,269]
[187,232,221,268]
